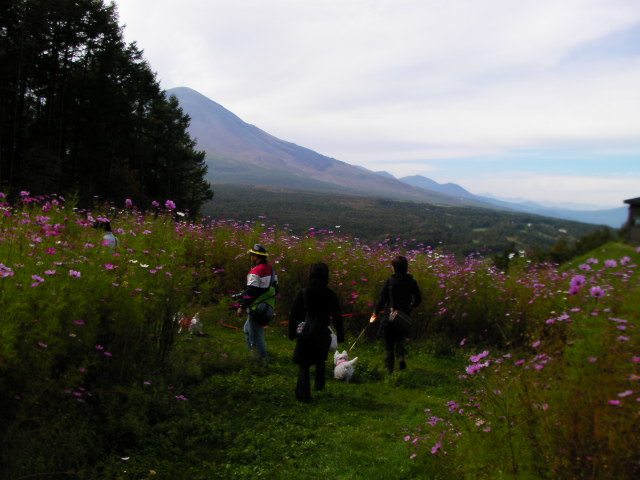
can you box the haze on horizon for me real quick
[115,0,640,209]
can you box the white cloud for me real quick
[115,0,640,206]
[457,171,640,207]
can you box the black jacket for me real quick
[374,273,422,315]
[288,285,344,366]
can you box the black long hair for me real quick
[309,262,329,287]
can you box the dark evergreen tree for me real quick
[0,0,213,212]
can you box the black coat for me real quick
[374,273,422,315]
[374,273,422,339]
[289,285,344,366]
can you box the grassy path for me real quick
[102,321,464,479]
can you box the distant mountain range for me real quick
[168,87,628,228]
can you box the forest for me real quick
[0,0,212,213]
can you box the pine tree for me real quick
[0,0,213,213]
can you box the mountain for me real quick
[169,87,627,228]
[397,175,627,228]
[167,87,498,208]
[400,175,477,200]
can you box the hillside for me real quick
[168,87,503,208]
[202,185,601,256]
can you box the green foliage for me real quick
[1,193,639,478]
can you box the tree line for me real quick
[0,0,212,213]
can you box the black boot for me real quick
[385,350,394,373]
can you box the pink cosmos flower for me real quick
[125,198,133,208]
[431,441,442,454]
[589,286,605,298]
[618,390,633,398]
[570,275,586,289]
[165,200,176,210]
[470,350,489,363]
[69,270,81,278]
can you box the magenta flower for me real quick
[570,275,586,289]
[589,286,605,298]
[69,270,81,278]
[431,441,442,454]
[470,350,489,363]
[125,198,133,208]
[165,200,176,211]
[151,200,159,208]
[604,259,618,268]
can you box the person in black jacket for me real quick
[288,263,344,403]
[370,255,422,373]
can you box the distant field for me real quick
[203,184,602,256]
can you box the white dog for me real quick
[333,350,359,382]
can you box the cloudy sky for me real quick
[115,0,640,208]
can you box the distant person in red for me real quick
[236,244,278,364]
[370,255,421,373]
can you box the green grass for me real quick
[95,314,464,480]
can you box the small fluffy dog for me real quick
[333,350,359,382]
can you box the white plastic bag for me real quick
[329,327,338,351]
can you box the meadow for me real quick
[0,192,638,479]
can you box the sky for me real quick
[115,0,640,209]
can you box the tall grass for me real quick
[0,192,638,478]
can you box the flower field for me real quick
[1,192,638,478]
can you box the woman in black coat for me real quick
[371,255,422,373]
[288,263,344,403]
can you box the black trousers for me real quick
[384,325,407,373]
[295,361,326,402]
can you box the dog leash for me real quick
[348,322,370,353]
